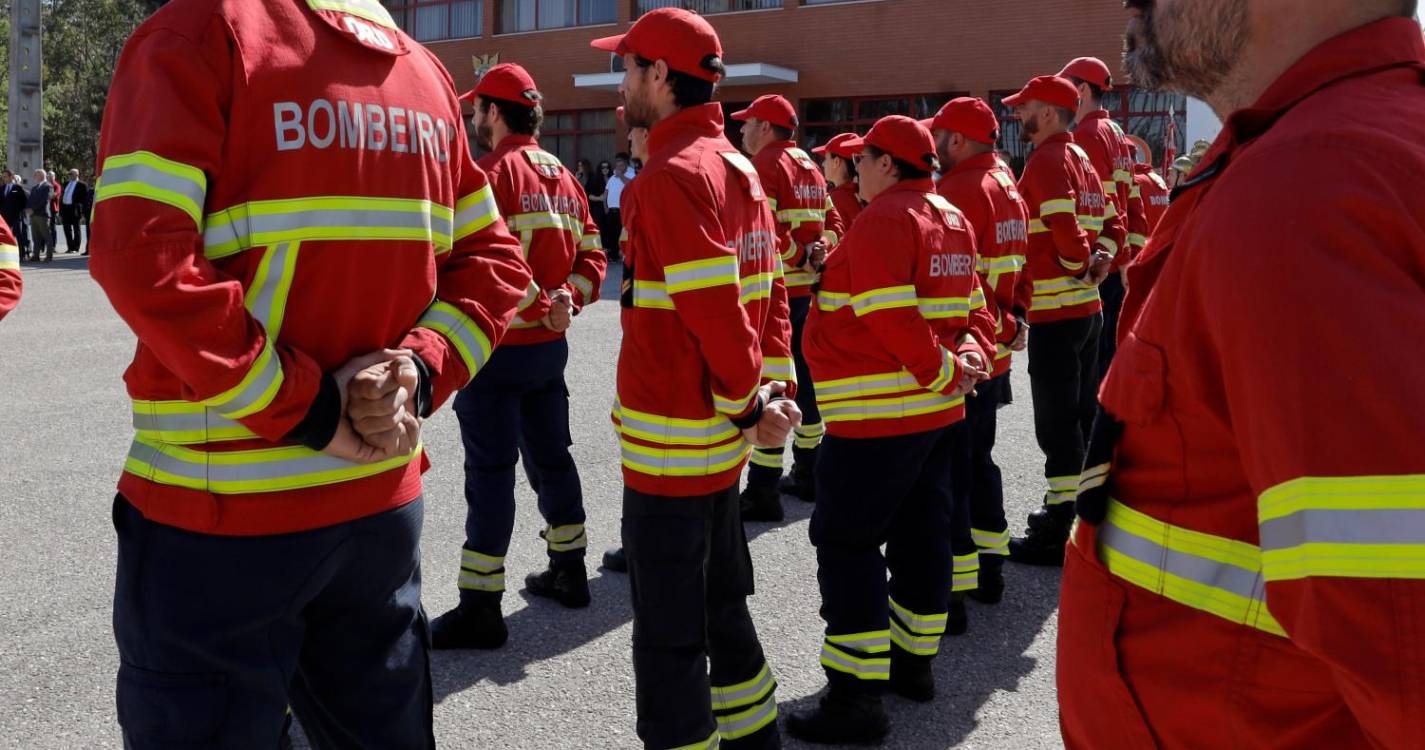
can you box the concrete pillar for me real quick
[8,0,43,185]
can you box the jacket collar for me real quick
[648,103,724,159]
[946,151,1000,177]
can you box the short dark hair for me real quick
[635,54,725,109]
[478,93,544,137]
[829,153,857,182]
[1052,106,1076,128]
[614,152,630,162]
[1065,75,1106,102]
[865,144,936,181]
[770,124,794,141]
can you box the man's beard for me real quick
[475,121,494,151]
[623,92,658,130]
[1124,0,1249,99]
[1020,116,1039,144]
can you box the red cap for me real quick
[591,8,723,83]
[924,97,999,145]
[730,94,798,130]
[863,116,939,172]
[1058,57,1113,90]
[1002,75,1081,110]
[466,63,539,108]
[811,132,861,160]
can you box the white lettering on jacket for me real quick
[730,229,775,265]
[519,192,585,219]
[995,219,1027,245]
[273,99,451,163]
[929,253,974,278]
[342,17,394,50]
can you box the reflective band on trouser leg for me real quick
[951,552,980,592]
[203,196,456,260]
[95,151,208,229]
[200,340,284,420]
[457,549,506,593]
[1046,474,1080,505]
[972,527,1010,556]
[1087,498,1286,636]
[889,597,948,656]
[820,630,891,680]
[1257,474,1425,582]
[0,244,18,269]
[712,663,778,741]
[793,421,825,451]
[749,447,784,469]
[416,300,493,385]
[542,524,588,553]
[123,437,420,494]
[667,731,720,750]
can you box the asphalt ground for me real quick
[0,256,1065,749]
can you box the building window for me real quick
[991,87,1187,176]
[498,0,616,32]
[637,0,782,15]
[384,0,483,42]
[800,93,958,153]
[543,109,620,169]
[802,0,861,4]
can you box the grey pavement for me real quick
[0,256,1065,749]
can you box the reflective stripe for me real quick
[1258,475,1425,582]
[917,296,970,320]
[454,185,500,241]
[1031,278,1099,312]
[1128,232,1148,248]
[820,391,964,424]
[461,549,504,573]
[131,400,257,444]
[568,273,596,300]
[761,356,796,383]
[245,243,300,338]
[0,243,18,270]
[124,437,419,494]
[202,340,284,420]
[515,280,542,313]
[776,207,825,225]
[204,196,454,259]
[952,552,980,592]
[973,527,1010,555]
[851,285,918,315]
[793,420,826,450]
[416,300,493,383]
[1093,498,1285,637]
[611,401,738,446]
[619,438,750,477]
[1047,473,1080,505]
[633,280,674,310]
[716,695,777,741]
[749,447,784,468]
[1098,237,1120,258]
[784,268,817,288]
[1102,180,1118,195]
[926,347,957,393]
[739,272,775,304]
[543,523,587,552]
[816,370,920,402]
[1028,218,1051,234]
[712,382,759,417]
[1078,213,1105,231]
[890,596,947,634]
[507,210,583,234]
[665,255,739,294]
[1039,198,1075,216]
[970,286,986,310]
[820,643,891,680]
[668,731,720,750]
[816,291,851,312]
[826,630,892,652]
[890,620,943,655]
[711,664,776,711]
[579,233,603,252]
[458,570,506,592]
[1080,463,1110,493]
[95,151,207,229]
[306,0,397,28]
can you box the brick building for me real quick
[385,0,1188,173]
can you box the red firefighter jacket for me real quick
[613,103,793,497]
[1018,131,1119,324]
[0,220,18,319]
[89,0,530,536]
[751,141,843,299]
[1058,18,1425,750]
[828,180,862,229]
[805,178,994,440]
[1074,109,1137,267]
[1132,163,1170,237]
[936,152,1029,378]
[478,134,607,346]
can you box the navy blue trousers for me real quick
[112,495,433,749]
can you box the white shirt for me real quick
[606,167,635,210]
[63,180,78,205]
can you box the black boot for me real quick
[525,560,591,608]
[786,686,890,746]
[967,555,1005,604]
[888,648,935,703]
[946,592,968,636]
[601,546,627,573]
[430,594,507,650]
[740,485,784,522]
[1008,504,1073,566]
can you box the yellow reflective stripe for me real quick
[611,401,739,446]
[204,196,453,260]
[978,254,1025,280]
[749,448,785,468]
[579,233,603,251]
[524,149,564,168]
[124,436,420,494]
[793,420,825,449]
[1060,256,1086,272]
[460,549,504,573]
[712,382,760,417]
[1258,475,1425,582]
[816,370,921,402]
[244,242,301,339]
[890,596,947,634]
[890,622,942,655]
[761,356,796,383]
[416,300,493,383]
[821,636,891,680]
[1097,237,1119,258]
[1080,463,1111,494]
[1092,498,1286,637]
[1127,233,1148,248]
[973,527,1010,554]
[667,730,720,750]
[665,255,739,294]
[917,296,971,320]
[820,229,839,245]
[1129,184,1143,199]
[458,570,506,592]
[96,151,207,230]
[515,280,542,313]
[717,695,777,741]
[1039,198,1075,216]
[711,663,776,711]
[131,399,259,445]
[1031,277,1099,312]
[739,271,775,304]
[816,291,850,312]
[820,391,964,424]
[784,268,816,288]
[952,551,980,591]
[454,185,500,242]
[1028,218,1050,234]
[926,347,957,393]
[0,243,18,270]
[507,210,583,234]
[1078,213,1106,231]
[776,208,825,225]
[632,280,674,310]
[766,197,778,212]
[200,340,284,420]
[568,273,596,300]
[306,0,397,28]
[1114,169,1134,184]
[619,436,750,477]
[851,285,918,315]
[543,523,587,552]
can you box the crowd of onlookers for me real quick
[1,167,91,263]
[573,154,640,262]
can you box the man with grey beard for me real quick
[1057,1,1425,748]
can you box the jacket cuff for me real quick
[412,354,434,419]
[729,393,767,431]
[285,373,341,451]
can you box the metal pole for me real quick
[8,0,43,185]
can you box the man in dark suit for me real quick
[60,169,90,253]
[1,170,29,260]
[27,169,55,263]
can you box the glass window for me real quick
[637,0,782,15]
[990,87,1188,177]
[383,0,483,41]
[800,93,957,154]
[499,0,615,31]
[543,109,621,168]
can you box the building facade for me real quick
[387,0,1188,173]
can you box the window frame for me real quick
[990,86,1187,175]
[635,0,783,17]
[799,92,965,144]
[541,108,621,169]
[497,0,619,34]
[383,0,485,42]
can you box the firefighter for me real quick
[430,63,608,649]
[731,94,842,520]
[1132,156,1169,236]
[788,116,994,744]
[812,133,863,227]
[0,219,19,320]
[1003,75,1122,566]
[89,0,530,746]
[1062,5,1425,748]
[927,97,1030,607]
[1059,57,1137,382]
[590,8,800,748]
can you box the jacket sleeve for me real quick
[1207,150,1425,748]
[822,195,845,246]
[759,263,797,399]
[643,171,765,423]
[490,164,551,327]
[845,213,961,394]
[1095,170,1129,263]
[400,128,530,411]
[1025,157,1092,276]
[965,273,996,362]
[761,161,808,271]
[1123,177,1149,268]
[0,222,19,320]
[88,25,322,442]
[565,196,608,311]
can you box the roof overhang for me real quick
[573,62,799,92]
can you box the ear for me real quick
[652,58,670,86]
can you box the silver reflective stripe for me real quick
[125,438,415,493]
[457,570,506,591]
[131,408,252,443]
[851,287,917,315]
[616,409,737,445]
[99,161,206,217]
[207,345,283,419]
[417,302,492,378]
[717,696,777,739]
[1099,513,1271,608]
[620,440,748,472]
[820,392,959,420]
[819,644,890,678]
[815,372,919,401]
[665,258,738,292]
[1259,509,1425,548]
[712,667,774,710]
[826,634,888,651]
[206,207,434,253]
[739,274,774,302]
[917,298,970,319]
